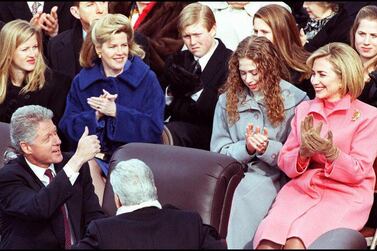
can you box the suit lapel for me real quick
[201,39,228,88]
[16,156,45,189]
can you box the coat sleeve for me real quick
[73,221,101,249]
[210,98,255,163]
[105,71,165,144]
[58,77,100,145]
[277,106,306,178]
[323,114,377,184]
[80,162,106,230]
[0,165,74,220]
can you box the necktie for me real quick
[31,2,41,16]
[192,59,202,76]
[44,169,72,249]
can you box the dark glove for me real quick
[166,63,202,97]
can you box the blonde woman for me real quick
[254,42,377,249]
[0,19,71,125]
[210,35,308,249]
[59,13,164,177]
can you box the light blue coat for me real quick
[211,79,308,248]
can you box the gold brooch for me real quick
[352,109,361,121]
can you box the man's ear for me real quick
[70,6,81,20]
[114,193,122,209]
[209,24,217,38]
[20,141,32,155]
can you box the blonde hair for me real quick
[0,19,46,104]
[350,5,377,75]
[177,2,216,34]
[80,13,145,68]
[306,42,364,99]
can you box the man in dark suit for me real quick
[0,105,105,249]
[161,2,233,151]
[48,1,150,79]
[74,158,225,249]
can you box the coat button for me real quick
[271,153,277,160]
[24,94,30,100]
[254,113,259,120]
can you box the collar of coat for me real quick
[308,94,352,116]
[78,56,150,91]
[237,79,308,112]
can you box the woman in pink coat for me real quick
[253,42,377,249]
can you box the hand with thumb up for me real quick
[69,126,101,172]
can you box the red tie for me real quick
[45,169,72,249]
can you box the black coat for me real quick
[0,153,105,249]
[304,2,374,52]
[164,39,232,128]
[73,206,225,249]
[47,20,151,79]
[0,69,71,126]
[358,71,377,108]
[161,39,232,150]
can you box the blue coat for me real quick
[59,56,165,155]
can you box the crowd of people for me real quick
[0,1,377,249]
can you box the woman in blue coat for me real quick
[59,14,164,200]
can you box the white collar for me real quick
[194,39,219,72]
[116,200,162,215]
[25,157,55,184]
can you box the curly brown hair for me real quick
[221,36,289,126]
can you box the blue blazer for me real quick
[59,56,165,154]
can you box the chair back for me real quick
[0,122,11,168]
[102,143,244,239]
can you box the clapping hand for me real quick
[306,130,339,161]
[30,6,59,37]
[299,115,320,158]
[299,115,339,161]
[87,89,118,119]
[245,123,269,155]
[166,63,202,97]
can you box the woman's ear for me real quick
[95,45,102,58]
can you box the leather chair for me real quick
[102,142,244,239]
[0,122,11,168]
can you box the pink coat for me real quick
[253,95,377,248]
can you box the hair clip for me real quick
[352,109,361,121]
